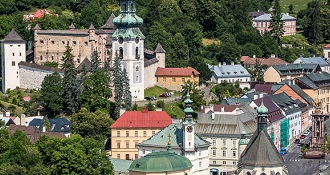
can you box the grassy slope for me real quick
[144,86,167,97]
[280,0,312,15]
[0,100,24,116]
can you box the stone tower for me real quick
[112,0,145,100]
[1,29,26,92]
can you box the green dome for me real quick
[113,14,143,27]
[257,102,268,114]
[129,151,192,173]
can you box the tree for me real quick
[40,72,64,117]
[80,70,112,112]
[113,55,123,119]
[269,0,285,43]
[90,49,99,73]
[181,80,205,111]
[43,116,51,132]
[146,101,155,111]
[122,68,132,111]
[289,4,294,13]
[61,43,80,115]
[71,108,113,140]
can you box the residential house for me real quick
[254,83,283,94]
[196,105,257,174]
[0,116,15,126]
[12,115,44,126]
[236,103,288,175]
[295,72,330,114]
[249,96,287,149]
[110,109,172,160]
[29,118,72,137]
[248,11,266,19]
[294,56,330,73]
[240,55,288,69]
[269,93,302,141]
[23,9,58,21]
[155,67,200,91]
[252,13,296,36]
[264,63,322,83]
[208,62,251,89]
[323,44,330,59]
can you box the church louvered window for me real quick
[119,47,123,59]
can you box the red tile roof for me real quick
[324,44,330,48]
[254,84,278,94]
[241,56,288,66]
[155,67,200,77]
[110,109,172,129]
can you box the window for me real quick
[19,52,22,56]
[135,47,139,59]
[84,42,88,46]
[223,150,226,157]
[125,154,129,160]
[213,161,216,164]
[182,78,185,82]
[51,41,55,44]
[199,162,201,167]
[135,75,139,82]
[233,151,236,157]
[117,142,120,148]
[233,140,236,146]
[213,140,216,146]
[72,41,76,46]
[142,149,145,154]
[119,47,123,59]
[12,53,15,56]
[117,154,120,158]
[223,161,226,165]
[126,131,129,137]
[143,131,147,137]
[62,41,65,44]
[199,151,201,156]
[152,131,155,135]
[246,172,251,175]
[163,77,166,82]
[136,66,139,72]
[77,58,80,63]
[135,154,138,159]
[51,56,54,60]
[10,45,13,47]
[233,161,236,165]
[172,78,176,82]
[12,61,15,66]
[213,150,216,156]
[135,131,138,137]
[40,40,44,44]
[117,131,120,137]
[135,142,138,148]
[223,139,226,145]
[40,55,43,60]
[126,142,129,148]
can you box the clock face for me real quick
[135,37,140,44]
[186,126,193,133]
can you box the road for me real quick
[284,118,330,175]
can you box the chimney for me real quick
[270,54,276,58]
[253,55,256,58]
[221,106,225,112]
[259,93,264,98]
[223,62,226,65]
[5,111,10,117]
[218,62,221,67]
[231,62,234,65]
[211,113,215,120]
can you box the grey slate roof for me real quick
[77,58,91,71]
[269,92,300,115]
[290,84,314,106]
[37,30,89,35]
[110,158,132,174]
[18,61,63,73]
[49,118,71,133]
[29,118,43,130]
[155,43,166,53]
[239,130,285,167]
[220,98,253,105]
[271,63,321,75]
[2,29,25,42]
[296,71,330,89]
[253,13,295,21]
[294,57,329,67]
[88,24,95,30]
[208,64,251,78]
[101,13,116,29]
[138,123,209,148]
[196,105,257,137]
[144,58,159,67]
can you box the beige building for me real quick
[110,109,172,160]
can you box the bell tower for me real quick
[112,0,145,100]
[183,92,195,153]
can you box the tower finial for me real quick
[183,91,193,115]
[167,134,172,151]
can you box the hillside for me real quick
[280,0,312,14]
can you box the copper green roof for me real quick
[110,158,132,173]
[257,101,268,114]
[138,123,209,148]
[129,150,192,172]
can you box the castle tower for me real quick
[154,43,166,68]
[1,29,26,92]
[112,0,145,100]
[183,92,196,153]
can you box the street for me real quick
[284,119,330,175]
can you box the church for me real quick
[2,0,165,100]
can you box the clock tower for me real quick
[183,92,195,152]
[112,0,145,100]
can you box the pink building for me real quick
[252,13,296,36]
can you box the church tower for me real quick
[1,29,26,92]
[183,92,196,154]
[112,0,145,100]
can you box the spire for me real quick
[101,13,116,29]
[69,23,75,30]
[183,92,194,115]
[155,43,166,53]
[34,24,41,30]
[113,0,143,28]
[88,24,95,30]
[3,29,25,42]
[257,97,268,133]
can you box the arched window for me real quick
[136,66,139,72]
[246,172,251,175]
[276,173,281,175]
[119,47,123,59]
[135,47,139,59]
[122,3,127,11]
[131,3,134,11]
[260,173,266,175]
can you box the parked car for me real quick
[145,96,157,101]
[280,147,287,155]
[300,135,306,139]
[159,93,169,97]
[303,131,310,136]
[294,139,300,144]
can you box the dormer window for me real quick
[227,72,230,74]
[240,71,244,74]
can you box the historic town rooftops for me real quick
[29,118,71,133]
[200,104,242,113]
[277,81,314,107]
[252,13,296,21]
[269,92,300,115]
[296,71,330,89]
[18,61,63,73]
[154,43,166,53]
[208,63,251,78]
[110,109,172,129]
[271,63,321,75]
[2,29,25,42]
[324,44,330,49]
[155,67,200,77]
[110,158,132,174]
[240,55,288,66]
[254,84,282,94]
[294,57,329,67]
[138,123,209,149]
[101,13,116,29]
[37,29,89,35]
[239,130,285,167]
[220,98,253,106]
[253,96,285,123]
[0,116,15,126]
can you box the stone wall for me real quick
[144,63,158,89]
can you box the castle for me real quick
[2,0,166,100]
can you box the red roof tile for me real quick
[240,56,249,62]
[324,44,330,48]
[155,67,200,77]
[241,56,288,66]
[110,109,172,129]
[254,84,277,94]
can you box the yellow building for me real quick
[110,109,172,160]
[155,67,200,91]
[295,72,330,114]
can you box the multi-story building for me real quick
[294,56,330,73]
[264,63,322,83]
[110,109,172,160]
[196,105,257,175]
[155,67,200,91]
[252,13,296,36]
[208,62,251,89]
